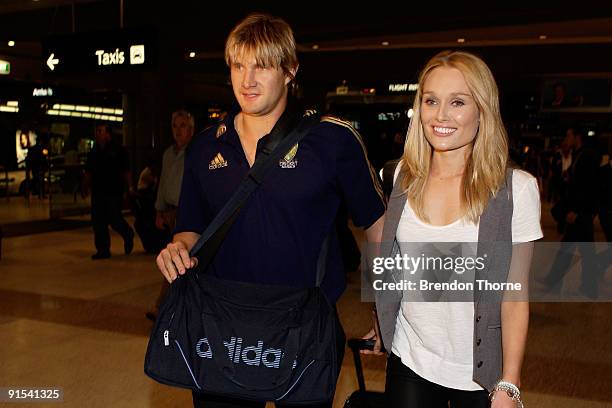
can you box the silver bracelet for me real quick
[489,380,524,408]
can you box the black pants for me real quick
[91,194,133,253]
[132,189,172,254]
[192,309,346,408]
[385,353,489,408]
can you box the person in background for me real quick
[155,110,195,234]
[543,129,602,298]
[85,123,134,260]
[133,158,167,254]
[146,110,195,321]
[25,136,48,199]
[550,134,573,207]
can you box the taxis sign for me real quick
[42,29,156,74]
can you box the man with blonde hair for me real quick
[155,14,384,407]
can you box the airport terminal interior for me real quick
[1,206,611,407]
[1,1,611,407]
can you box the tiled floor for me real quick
[0,197,50,225]
[0,210,610,407]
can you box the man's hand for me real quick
[156,241,198,283]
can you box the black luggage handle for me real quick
[346,338,386,394]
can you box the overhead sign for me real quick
[0,60,10,75]
[33,87,54,97]
[93,45,145,66]
[336,85,349,95]
[47,53,59,71]
[388,83,418,92]
[42,29,157,75]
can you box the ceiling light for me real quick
[188,52,196,58]
[312,44,319,50]
[457,38,465,43]
[381,41,389,46]
[8,41,15,47]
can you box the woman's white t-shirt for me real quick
[387,165,543,390]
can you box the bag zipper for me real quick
[163,312,175,347]
[212,296,295,312]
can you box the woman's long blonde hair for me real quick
[400,50,508,224]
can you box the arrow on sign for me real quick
[46,53,59,71]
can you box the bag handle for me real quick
[202,311,301,393]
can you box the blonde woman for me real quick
[365,51,542,407]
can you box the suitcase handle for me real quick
[346,338,386,393]
[348,338,374,352]
[347,338,386,353]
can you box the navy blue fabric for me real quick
[174,111,385,302]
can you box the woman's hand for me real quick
[490,390,519,408]
[360,309,384,356]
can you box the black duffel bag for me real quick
[144,108,342,404]
[145,269,339,404]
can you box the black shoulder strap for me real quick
[189,109,320,274]
[315,232,331,287]
[382,159,400,200]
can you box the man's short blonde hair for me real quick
[171,110,194,129]
[225,13,298,80]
